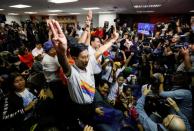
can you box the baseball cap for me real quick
[43,40,53,53]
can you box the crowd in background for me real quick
[0,11,193,131]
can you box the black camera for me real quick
[170,42,189,52]
[159,35,172,41]
[145,95,170,118]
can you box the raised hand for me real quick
[180,47,189,56]
[83,125,94,131]
[143,85,152,96]
[166,97,179,112]
[87,10,92,21]
[85,10,92,27]
[112,26,119,41]
[48,19,67,55]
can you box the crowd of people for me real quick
[0,10,193,131]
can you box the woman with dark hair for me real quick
[0,72,37,130]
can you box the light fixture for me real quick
[9,4,31,8]
[98,12,112,14]
[190,10,194,12]
[0,9,4,11]
[69,13,80,15]
[82,7,100,10]
[136,10,155,13]
[48,0,78,4]
[8,13,19,15]
[48,14,58,16]
[48,10,63,13]
[134,4,161,8]
[24,12,38,14]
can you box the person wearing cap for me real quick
[41,39,69,125]
[42,40,61,83]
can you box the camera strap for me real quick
[157,124,165,131]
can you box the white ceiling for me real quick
[0,0,194,15]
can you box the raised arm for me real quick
[95,26,119,59]
[124,52,134,67]
[78,10,92,45]
[167,97,192,131]
[180,47,192,71]
[48,20,71,77]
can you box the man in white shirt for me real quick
[48,19,119,125]
[42,40,61,83]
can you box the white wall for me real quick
[92,14,99,28]
[5,15,43,25]
[5,15,21,25]
[20,15,30,22]
[99,13,116,28]
[77,14,99,28]
[5,14,115,27]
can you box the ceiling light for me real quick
[48,10,63,13]
[24,12,38,14]
[48,0,78,4]
[48,14,58,16]
[136,10,155,13]
[134,4,161,8]
[9,4,31,8]
[0,9,4,11]
[190,10,194,12]
[69,13,80,15]
[82,7,100,10]
[8,13,19,15]
[98,12,112,14]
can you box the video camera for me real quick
[159,35,172,41]
[170,42,189,52]
[145,95,170,118]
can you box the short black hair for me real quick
[91,36,102,43]
[70,43,88,57]
[9,72,24,89]
[123,84,130,93]
[18,46,27,56]
[99,79,111,87]
[117,73,124,79]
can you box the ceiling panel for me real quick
[0,0,193,15]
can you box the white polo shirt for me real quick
[42,54,61,82]
[67,47,101,104]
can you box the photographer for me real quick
[136,86,191,131]
[159,73,192,123]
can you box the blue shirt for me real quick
[136,95,192,131]
[136,95,166,131]
[160,88,192,120]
